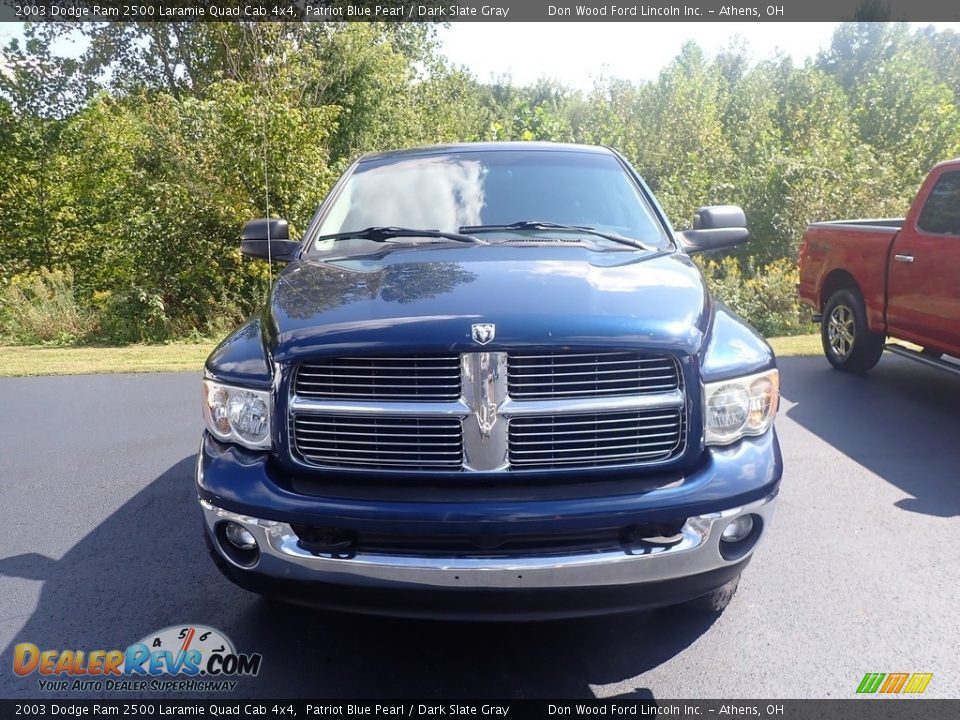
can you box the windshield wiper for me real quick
[314,226,485,244]
[459,221,657,251]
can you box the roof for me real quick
[357,141,613,163]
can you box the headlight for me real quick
[704,369,779,446]
[202,379,272,450]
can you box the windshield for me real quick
[310,149,670,252]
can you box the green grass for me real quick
[767,333,821,357]
[1,334,825,378]
[0,342,217,377]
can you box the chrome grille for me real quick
[508,409,685,469]
[295,356,461,401]
[292,415,463,470]
[290,350,687,473]
[507,351,681,400]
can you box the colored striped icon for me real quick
[857,672,933,694]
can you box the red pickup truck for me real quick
[798,159,960,373]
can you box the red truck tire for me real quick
[821,289,885,372]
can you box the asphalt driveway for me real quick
[1,355,958,699]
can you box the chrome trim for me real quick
[291,397,471,417]
[893,254,915,264]
[291,415,464,470]
[293,355,462,402]
[288,352,686,472]
[508,407,685,469]
[471,323,496,345]
[827,304,854,360]
[507,351,681,401]
[461,352,509,471]
[290,390,683,418]
[884,343,960,377]
[501,389,683,417]
[200,492,777,589]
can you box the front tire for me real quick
[821,289,884,373]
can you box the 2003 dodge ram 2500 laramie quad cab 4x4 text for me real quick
[198,142,782,620]
[799,158,960,374]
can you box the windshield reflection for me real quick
[325,158,486,234]
[313,149,670,251]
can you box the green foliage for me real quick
[0,268,95,345]
[3,21,960,343]
[697,257,811,338]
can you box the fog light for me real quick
[721,515,754,542]
[224,522,257,550]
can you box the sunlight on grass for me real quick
[0,342,217,377]
[767,334,821,357]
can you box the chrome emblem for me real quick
[461,351,509,470]
[475,354,499,437]
[471,323,496,345]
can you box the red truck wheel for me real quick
[821,289,884,372]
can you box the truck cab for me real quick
[198,142,783,620]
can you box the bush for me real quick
[697,256,811,338]
[0,268,97,345]
[91,286,171,344]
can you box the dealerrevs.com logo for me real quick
[13,625,262,693]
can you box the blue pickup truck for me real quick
[197,142,782,620]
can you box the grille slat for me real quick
[511,367,674,379]
[293,456,463,468]
[511,441,679,455]
[297,438,461,448]
[295,356,461,401]
[516,430,678,445]
[291,351,687,472]
[511,413,679,429]
[296,428,462,439]
[509,409,685,469]
[296,381,461,390]
[296,445,462,456]
[298,374,459,381]
[507,351,681,400]
[508,450,675,466]
[524,423,679,436]
[510,374,677,387]
[292,415,463,470]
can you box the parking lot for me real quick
[1,355,958,698]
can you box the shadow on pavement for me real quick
[779,354,960,518]
[1,455,717,699]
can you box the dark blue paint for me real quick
[204,318,272,388]
[701,303,776,381]
[202,143,782,570]
[197,430,781,534]
[264,247,710,363]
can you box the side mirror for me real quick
[677,205,749,254]
[240,218,300,262]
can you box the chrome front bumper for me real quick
[200,492,777,590]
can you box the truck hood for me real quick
[264,245,711,362]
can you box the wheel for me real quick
[821,289,884,373]
[682,575,740,613]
